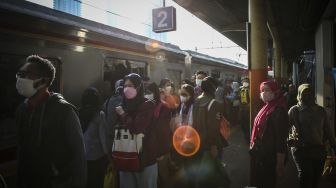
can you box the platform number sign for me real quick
[152,6,176,33]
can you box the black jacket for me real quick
[16,93,87,188]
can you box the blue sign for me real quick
[152,6,176,33]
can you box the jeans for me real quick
[119,163,158,188]
[291,147,326,188]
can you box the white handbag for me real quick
[111,128,144,172]
[112,128,144,153]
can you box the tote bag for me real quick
[111,128,144,172]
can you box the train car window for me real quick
[211,70,220,79]
[104,57,147,86]
[167,69,182,89]
[129,60,147,77]
[224,73,235,81]
[0,54,61,166]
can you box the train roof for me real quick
[0,0,184,56]
[0,0,247,70]
[184,50,247,69]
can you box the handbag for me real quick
[111,127,144,172]
[220,116,230,140]
[104,164,117,188]
[208,99,231,140]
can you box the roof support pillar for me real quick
[273,42,281,82]
[281,57,288,84]
[248,0,268,184]
[248,0,268,129]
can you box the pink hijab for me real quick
[250,81,287,147]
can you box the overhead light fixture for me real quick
[74,46,84,52]
[77,31,86,38]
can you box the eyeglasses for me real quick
[16,71,41,78]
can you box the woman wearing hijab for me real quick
[249,80,289,188]
[178,84,195,127]
[114,73,156,188]
[289,83,336,188]
[79,87,108,188]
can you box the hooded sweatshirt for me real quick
[16,93,87,188]
[288,84,336,148]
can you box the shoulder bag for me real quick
[111,127,144,172]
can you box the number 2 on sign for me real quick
[158,11,168,28]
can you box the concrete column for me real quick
[315,20,335,134]
[249,0,268,125]
[273,42,281,82]
[292,62,299,87]
[280,57,286,84]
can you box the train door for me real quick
[167,69,182,90]
[104,57,147,97]
[211,69,220,80]
[0,53,62,185]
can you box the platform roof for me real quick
[173,0,336,60]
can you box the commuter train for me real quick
[0,0,246,183]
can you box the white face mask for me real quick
[16,77,44,98]
[260,91,275,102]
[144,94,154,101]
[180,96,187,103]
[196,79,202,87]
[242,82,249,87]
[164,86,172,95]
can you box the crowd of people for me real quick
[14,55,336,188]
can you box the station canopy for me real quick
[173,0,335,60]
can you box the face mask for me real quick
[164,86,172,95]
[242,82,249,87]
[260,91,275,102]
[124,86,137,99]
[16,77,44,98]
[145,94,154,101]
[180,96,187,103]
[196,79,202,87]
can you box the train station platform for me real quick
[222,125,334,188]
